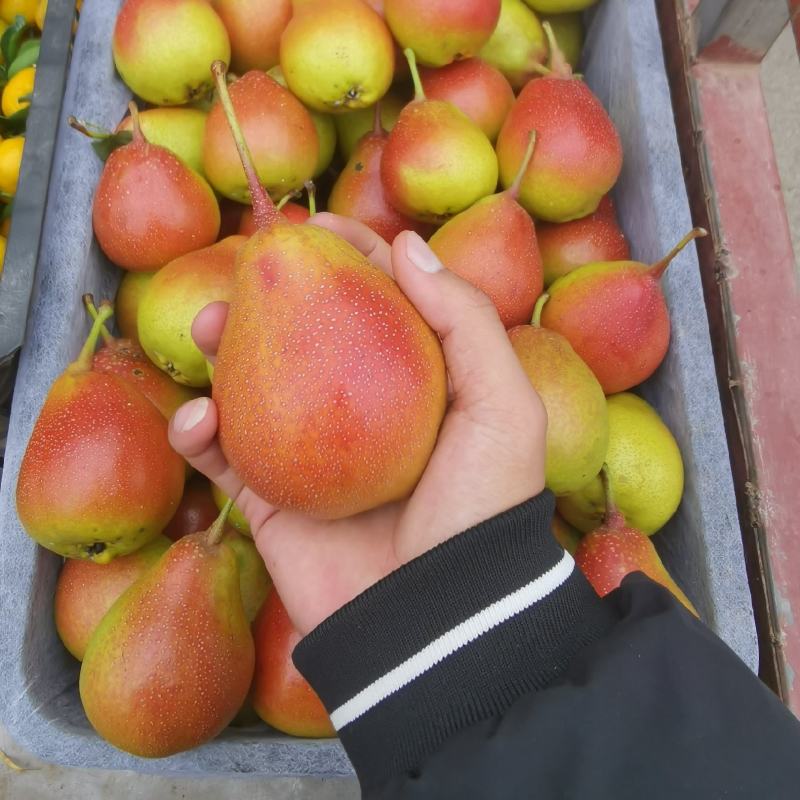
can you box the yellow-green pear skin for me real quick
[280,0,395,113]
[138,236,246,387]
[557,393,685,535]
[540,12,584,69]
[213,222,447,519]
[334,92,405,161]
[222,528,271,621]
[524,0,598,13]
[509,322,608,495]
[79,530,255,757]
[112,0,231,106]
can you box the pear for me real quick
[92,104,220,272]
[266,66,336,178]
[280,0,394,112]
[203,70,318,202]
[509,294,608,495]
[541,228,707,393]
[210,61,446,518]
[211,484,251,536]
[252,589,335,737]
[538,195,630,287]
[116,107,208,177]
[383,0,500,68]
[551,514,582,554]
[79,502,255,757]
[84,296,200,419]
[428,131,542,328]
[112,0,230,106]
[478,0,547,89]
[420,57,515,143]
[138,236,246,387]
[524,0,598,12]
[496,23,622,221]
[558,393,684,535]
[329,104,435,243]
[211,0,291,72]
[164,475,220,542]
[382,49,498,224]
[334,90,405,161]
[16,304,185,562]
[540,12,584,70]
[55,536,171,661]
[114,270,154,345]
[575,467,697,616]
[222,528,271,621]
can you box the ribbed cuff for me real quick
[293,492,615,791]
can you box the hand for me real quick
[169,215,547,636]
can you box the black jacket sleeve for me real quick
[293,491,800,799]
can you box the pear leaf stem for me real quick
[67,116,111,140]
[82,294,114,345]
[649,227,708,279]
[73,301,114,372]
[127,102,144,143]
[509,130,536,201]
[404,48,426,102]
[542,21,572,79]
[211,60,280,231]
[206,498,235,546]
[305,180,317,215]
[531,293,549,327]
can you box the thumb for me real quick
[391,231,534,409]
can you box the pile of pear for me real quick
[13,0,703,758]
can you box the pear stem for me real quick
[649,227,708,279]
[531,293,549,327]
[529,62,552,78]
[542,21,572,79]
[206,498,235,546]
[276,191,296,211]
[599,465,625,530]
[305,181,317,215]
[509,131,536,201]
[404,48,426,102]
[211,60,280,231]
[82,294,114,345]
[128,102,144,143]
[74,301,114,371]
[372,100,383,136]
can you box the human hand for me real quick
[169,215,547,636]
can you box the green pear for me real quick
[540,12,584,69]
[558,393,685,535]
[509,295,608,495]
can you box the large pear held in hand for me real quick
[79,502,255,757]
[210,62,446,518]
[382,49,498,224]
[541,228,707,394]
[16,304,185,563]
[510,295,608,495]
[428,131,542,328]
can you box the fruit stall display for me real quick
[0,0,756,779]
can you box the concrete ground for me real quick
[2,17,799,800]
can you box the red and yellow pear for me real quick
[429,131,542,328]
[496,23,622,221]
[211,0,291,72]
[575,467,698,616]
[252,590,335,737]
[210,61,446,518]
[538,195,630,286]
[541,228,707,394]
[329,104,434,243]
[382,49,498,224]
[420,57,514,143]
[92,104,220,271]
[16,304,185,562]
[383,0,501,67]
[163,475,220,542]
[55,536,171,661]
[203,70,318,202]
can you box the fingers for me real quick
[391,231,536,410]
[307,212,393,276]
[191,301,229,366]
[169,396,244,502]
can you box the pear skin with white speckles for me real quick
[79,511,255,757]
[213,222,447,518]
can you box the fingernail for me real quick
[405,232,443,274]
[174,397,209,433]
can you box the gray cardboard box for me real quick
[0,0,757,778]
